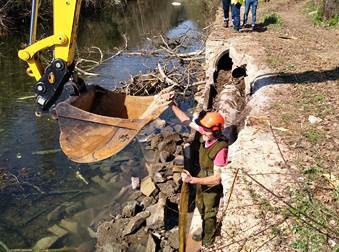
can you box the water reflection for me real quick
[0,0,218,248]
[78,0,217,50]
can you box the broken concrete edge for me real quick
[199,8,296,251]
[206,34,279,156]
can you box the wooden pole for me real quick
[179,181,189,252]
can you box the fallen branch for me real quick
[21,182,44,194]
[76,34,127,75]
[32,149,61,155]
[157,63,180,87]
[91,46,104,62]
[75,66,99,76]
[0,240,9,252]
[83,46,104,71]
[176,50,204,58]
[278,35,297,40]
[191,80,206,86]
[160,34,172,51]
[102,34,128,62]
[8,172,24,191]
[182,56,205,61]
[160,45,178,57]
[202,23,213,30]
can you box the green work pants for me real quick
[196,183,222,246]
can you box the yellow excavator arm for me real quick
[18,0,84,113]
[17,0,172,163]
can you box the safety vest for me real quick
[231,0,244,4]
[198,139,228,178]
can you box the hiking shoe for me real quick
[223,20,229,28]
[251,25,255,31]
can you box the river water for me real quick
[0,0,217,249]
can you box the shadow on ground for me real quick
[242,11,284,33]
[251,67,339,94]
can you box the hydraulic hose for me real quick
[29,0,39,45]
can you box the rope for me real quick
[243,171,339,239]
[266,120,289,167]
[223,168,240,213]
[265,120,339,238]
[212,168,239,238]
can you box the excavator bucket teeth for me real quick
[54,85,171,163]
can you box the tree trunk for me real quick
[322,0,339,19]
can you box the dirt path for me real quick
[255,0,339,73]
[203,0,339,251]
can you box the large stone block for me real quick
[143,149,160,163]
[140,176,157,197]
[34,236,59,250]
[59,219,79,234]
[157,180,176,197]
[47,224,68,238]
[145,234,157,252]
[173,155,184,166]
[122,200,138,218]
[167,227,179,249]
[122,211,151,236]
[146,199,166,229]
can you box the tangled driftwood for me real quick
[75,33,206,96]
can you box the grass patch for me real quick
[281,113,294,124]
[288,180,339,251]
[303,128,323,143]
[299,88,332,117]
[302,166,321,174]
[262,12,283,27]
[291,222,328,251]
[269,55,281,68]
[313,94,325,103]
[306,0,339,27]
[333,186,339,201]
[318,104,333,117]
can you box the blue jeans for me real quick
[243,0,258,26]
[231,3,241,30]
[221,0,231,21]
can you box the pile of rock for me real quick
[32,118,189,251]
[96,119,189,251]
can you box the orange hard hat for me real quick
[199,112,225,131]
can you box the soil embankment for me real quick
[200,0,339,251]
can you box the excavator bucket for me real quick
[54,85,171,163]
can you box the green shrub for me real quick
[262,12,283,27]
[303,128,322,143]
[306,0,339,27]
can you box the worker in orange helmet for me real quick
[170,101,228,246]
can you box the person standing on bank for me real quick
[231,0,243,32]
[170,103,228,246]
[222,0,231,28]
[243,0,258,31]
